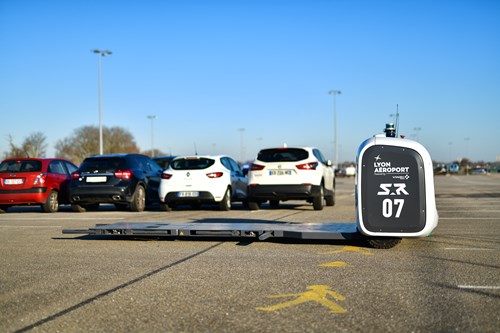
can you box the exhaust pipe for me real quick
[72,196,80,201]
[112,195,121,201]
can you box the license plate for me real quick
[4,178,24,185]
[269,170,292,176]
[178,191,199,197]
[86,176,107,183]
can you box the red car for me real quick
[0,158,78,213]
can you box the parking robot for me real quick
[356,123,439,248]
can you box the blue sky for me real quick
[1,0,499,163]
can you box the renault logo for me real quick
[186,172,190,177]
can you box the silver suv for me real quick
[247,147,335,210]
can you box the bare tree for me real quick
[55,125,140,165]
[4,132,47,158]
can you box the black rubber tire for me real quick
[219,188,231,211]
[325,195,335,206]
[325,179,335,206]
[366,237,402,249]
[313,185,324,211]
[42,190,59,213]
[130,185,146,212]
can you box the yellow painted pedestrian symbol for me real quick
[257,285,347,314]
[321,245,373,255]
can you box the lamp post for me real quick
[92,49,112,155]
[147,115,157,157]
[328,90,341,168]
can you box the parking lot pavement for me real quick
[0,175,499,332]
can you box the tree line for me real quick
[2,125,160,165]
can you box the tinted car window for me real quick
[0,160,42,172]
[80,157,126,172]
[48,161,66,175]
[171,158,215,170]
[257,149,309,162]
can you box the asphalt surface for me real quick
[0,175,499,332]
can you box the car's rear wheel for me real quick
[130,185,146,212]
[219,188,231,211]
[42,190,59,213]
[313,185,325,210]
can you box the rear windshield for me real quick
[257,148,309,162]
[80,158,126,173]
[171,158,215,170]
[0,160,42,172]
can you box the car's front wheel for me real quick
[313,185,325,210]
[130,185,146,212]
[219,188,231,211]
[42,190,59,213]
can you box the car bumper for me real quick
[247,184,321,201]
[163,191,217,204]
[0,187,48,205]
[69,186,133,204]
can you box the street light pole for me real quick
[92,49,112,155]
[328,90,341,168]
[147,115,157,157]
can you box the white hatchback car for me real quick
[159,155,247,211]
[247,147,335,210]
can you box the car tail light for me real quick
[250,163,265,171]
[33,173,47,185]
[296,162,318,170]
[161,173,173,180]
[115,170,133,179]
[71,172,80,180]
[206,172,223,178]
